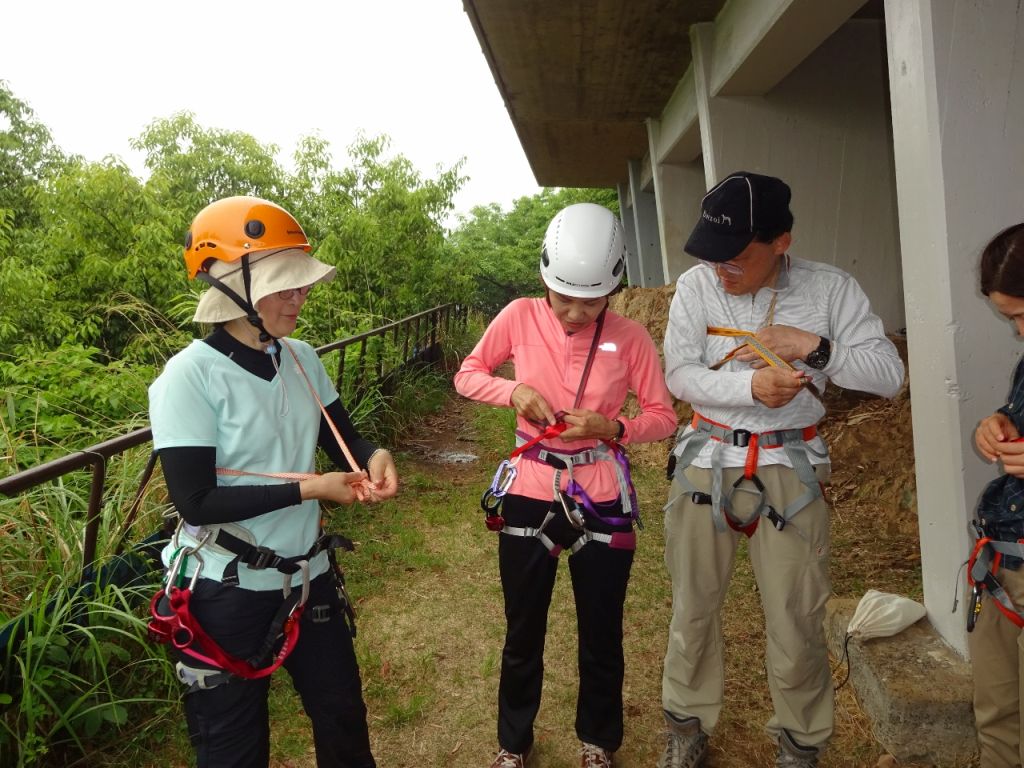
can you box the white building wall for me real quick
[703,20,905,331]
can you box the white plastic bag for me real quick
[846,589,926,640]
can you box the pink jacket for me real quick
[454,298,677,503]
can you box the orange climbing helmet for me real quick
[183,196,311,278]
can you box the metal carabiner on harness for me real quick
[491,459,517,496]
[165,538,207,590]
[481,459,517,530]
[559,491,586,530]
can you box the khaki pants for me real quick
[969,563,1024,767]
[661,463,833,749]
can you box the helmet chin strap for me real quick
[196,255,279,352]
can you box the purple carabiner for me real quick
[489,459,517,498]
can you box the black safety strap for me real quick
[217,531,354,586]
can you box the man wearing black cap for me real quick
[657,171,905,768]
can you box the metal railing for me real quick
[0,303,467,574]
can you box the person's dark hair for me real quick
[753,213,794,245]
[980,222,1024,298]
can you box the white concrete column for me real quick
[885,0,1024,655]
[646,117,705,283]
[617,182,643,288]
[627,160,665,287]
[690,23,719,188]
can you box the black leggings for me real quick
[496,494,635,754]
[174,571,375,768]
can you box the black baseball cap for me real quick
[683,171,793,263]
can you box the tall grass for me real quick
[0,432,181,767]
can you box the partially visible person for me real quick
[659,172,904,768]
[969,222,1024,768]
[454,202,677,768]
[148,196,398,768]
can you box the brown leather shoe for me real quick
[490,748,528,768]
[580,742,613,768]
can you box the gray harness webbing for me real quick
[664,415,828,534]
[502,511,563,555]
[501,510,637,556]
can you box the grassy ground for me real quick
[140,390,930,768]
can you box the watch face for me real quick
[807,338,831,370]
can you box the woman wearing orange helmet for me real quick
[148,196,397,767]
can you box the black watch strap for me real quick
[806,336,832,370]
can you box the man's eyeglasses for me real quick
[700,259,744,276]
[276,285,313,300]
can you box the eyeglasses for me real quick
[700,259,744,276]
[276,285,313,300]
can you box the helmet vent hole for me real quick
[613,258,624,277]
[184,232,193,249]
[245,220,266,238]
[541,247,550,268]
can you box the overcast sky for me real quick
[1,0,543,219]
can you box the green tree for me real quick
[133,112,288,224]
[300,134,470,335]
[0,81,68,231]
[21,160,184,361]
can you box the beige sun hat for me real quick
[193,248,336,323]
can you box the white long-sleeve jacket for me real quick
[664,256,905,469]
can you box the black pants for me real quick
[496,494,635,754]
[174,571,375,768]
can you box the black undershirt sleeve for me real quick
[158,446,302,526]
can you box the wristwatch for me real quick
[805,336,832,370]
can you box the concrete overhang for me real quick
[462,0,727,188]
[464,0,883,186]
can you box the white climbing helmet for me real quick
[540,203,627,298]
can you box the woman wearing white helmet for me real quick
[455,202,677,768]
[148,196,398,768]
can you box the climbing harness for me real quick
[966,519,1024,631]
[511,427,638,527]
[148,531,305,681]
[481,421,640,556]
[665,413,827,537]
[148,520,357,686]
[478,309,638,554]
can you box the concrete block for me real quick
[825,598,977,766]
